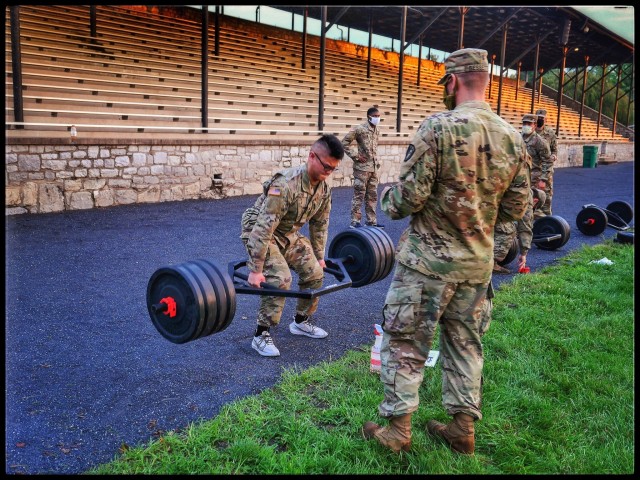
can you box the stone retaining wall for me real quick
[5,138,633,215]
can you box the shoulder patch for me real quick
[267,187,281,196]
[404,145,416,162]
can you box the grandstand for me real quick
[5,5,634,215]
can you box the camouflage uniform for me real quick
[534,109,557,217]
[494,114,550,265]
[341,121,380,225]
[378,62,530,423]
[240,163,331,328]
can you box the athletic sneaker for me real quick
[365,222,385,229]
[251,331,280,357]
[289,317,328,339]
[349,222,361,229]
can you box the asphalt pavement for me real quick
[4,160,635,474]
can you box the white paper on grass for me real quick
[425,350,440,367]
[589,257,614,265]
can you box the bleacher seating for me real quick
[5,5,629,142]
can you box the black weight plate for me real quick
[498,236,518,266]
[369,227,395,283]
[181,261,224,340]
[356,227,386,284]
[191,259,236,336]
[328,228,378,287]
[614,231,634,245]
[606,200,633,227]
[533,215,569,250]
[576,206,607,236]
[554,215,571,247]
[146,265,203,344]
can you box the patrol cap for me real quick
[535,109,547,117]
[437,48,489,85]
[522,113,537,123]
[532,188,547,208]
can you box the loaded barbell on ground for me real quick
[146,226,395,344]
[576,201,634,236]
[498,214,571,266]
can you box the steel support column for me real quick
[578,56,589,138]
[318,6,326,130]
[10,6,23,124]
[201,6,209,130]
[396,6,406,132]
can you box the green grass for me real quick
[88,240,634,474]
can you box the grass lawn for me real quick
[88,240,634,474]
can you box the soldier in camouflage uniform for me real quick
[240,135,344,357]
[493,113,550,274]
[361,48,530,456]
[534,109,557,218]
[341,107,384,229]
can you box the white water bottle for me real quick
[370,324,383,373]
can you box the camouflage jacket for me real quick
[341,121,379,172]
[240,164,332,273]
[381,100,530,283]
[536,125,557,156]
[524,132,552,182]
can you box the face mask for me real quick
[369,116,380,126]
[522,125,533,135]
[442,86,456,111]
[536,118,544,128]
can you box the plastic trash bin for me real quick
[582,145,598,168]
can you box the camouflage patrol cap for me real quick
[535,109,547,117]
[532,188,547,209]
[522,113,537,123]
[437,48,489,85]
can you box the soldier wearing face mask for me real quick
[522,113,552,220]
[363,48,529,457]
[341,107,384,229]
[534,109,557,217]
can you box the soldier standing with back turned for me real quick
[361,48,530,455]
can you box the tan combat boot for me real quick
[492,261,511,274]
[362,414,412,453]
[427,413,475,454]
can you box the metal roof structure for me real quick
[273,6,634,72]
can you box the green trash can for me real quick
[582,145,598,168]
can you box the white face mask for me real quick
[369,116,380,126]
[522,125,533,135]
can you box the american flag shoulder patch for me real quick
[267,187,281,196]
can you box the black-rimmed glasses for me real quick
[312,151,338,172]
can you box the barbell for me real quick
[576,201,634,236]
[498,214,571,266]
[146,226,395,344]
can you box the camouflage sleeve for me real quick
[245,177,291,273]
[308,192,332,260]
[546,128,558,155]
[380,123,437,219]
[497,144,530,224]
[538,139,552,182]
[550,134,558,156]
[341,127,358,160]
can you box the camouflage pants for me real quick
[351,169,379,225]
[493,221,517,262]
[377,263,487,421]
[242,235,324,328]
[532,170,553,218]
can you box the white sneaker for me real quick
[252,331,280,357]
[289,317,328,339]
